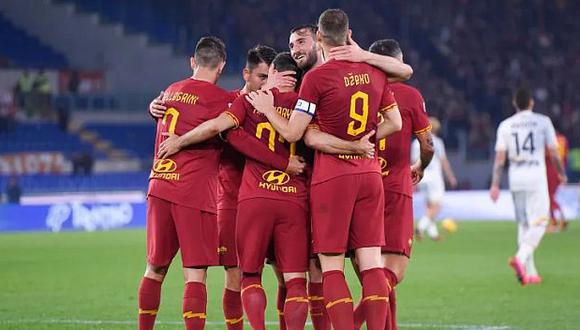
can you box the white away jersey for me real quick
[495,110,557,191]
[412,135,446,183]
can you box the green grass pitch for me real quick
[1,221,579,330]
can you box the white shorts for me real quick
[511,189,550,227]
[419,178,445,204]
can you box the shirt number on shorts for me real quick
[162,107,180,134]
[347,91,369,136]
[256,122,296,155]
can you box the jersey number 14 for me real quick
[512,131,535,155]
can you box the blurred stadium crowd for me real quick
[0,0,578,200]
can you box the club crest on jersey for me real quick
[259,170,296,193]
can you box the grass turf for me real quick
[0,221,579,330]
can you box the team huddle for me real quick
[135,7,566,330]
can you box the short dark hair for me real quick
[194,36,226,69]
[272,52,303,83]
[246,45,277,70]
[290,24,318,39]
[318,9,349,46]
[514,87,533,110]
[369,39,402,58]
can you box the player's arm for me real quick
[224,128,305,174]
[304,126,375,157]
[441,154,458,188]
[410,130,435,185]
[157,112,237,159]
[490,150,506,202]
[246,90,312,143]
[376,106,402,139]
[328,36,413,81]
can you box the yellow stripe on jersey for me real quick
[380,103,399,113]
[414,124,433,135]
[224,111,240,128]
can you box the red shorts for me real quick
[382,191,414,258]
[218,208,238,267]
[310,173,385,254]
[146,196,219,268]
[236,198,309,274]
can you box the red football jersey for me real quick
[227,89,308,207]
[297,59,398,185]
[378,82,431,197]
[148,78,234,213]
[545,132,569,186]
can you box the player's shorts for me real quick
[310,173,385,254]
[512,189,550,227]
[236,198,309,274]
[146,195,219,268]
[419,178,445,204]
[382,192,414,258]
[218,208,238,268]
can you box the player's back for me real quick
[496,110,557,191]
[380,82,430,196]
[299,60,393,184]
[148,78,233,213]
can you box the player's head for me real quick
[272,52,303,91]
[289,24,318,71]
[191,36,226,74]
[429,116,441,135]
[317,9,350,48]
[513,87,534,112]
[243,45,277,92]
[369,39,403,62]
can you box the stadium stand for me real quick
[0,13,68,69]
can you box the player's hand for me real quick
[286,155,306,176]
[559,173,568,185]
[448,176,458,189]
[149,91,167,118]
[354,130,375,158]
[489,185,500,203]
[265,69,297,91]
[157,132,181,159]
[328,35,367,62]
[245,90,274,114]
[410,163,424,185]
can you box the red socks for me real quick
[183,282,207,330]
[322,270,354,330]
[361,268,389,330]
[223,288,243,330]
[384,268,400,330]
[277,285,287,330]
[284,278,309,330]
[241,274,266,330]
[308,282,330,330]
[138,277,162,330]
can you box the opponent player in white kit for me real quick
[413,117,457,240]
[490,88,567,285]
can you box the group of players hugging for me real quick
[137,8,437,330]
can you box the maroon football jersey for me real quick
[296,59,398,185]
[377,82,431,197]
[148,78,234,213]
[227,89,308,207]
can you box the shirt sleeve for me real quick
[295,72,320,117]
[544,118,558,149]
[224,95,247,128]
[412,91,432,134]
[495,122,507,152]
[224,128,289,171]
[379,83,398,113]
